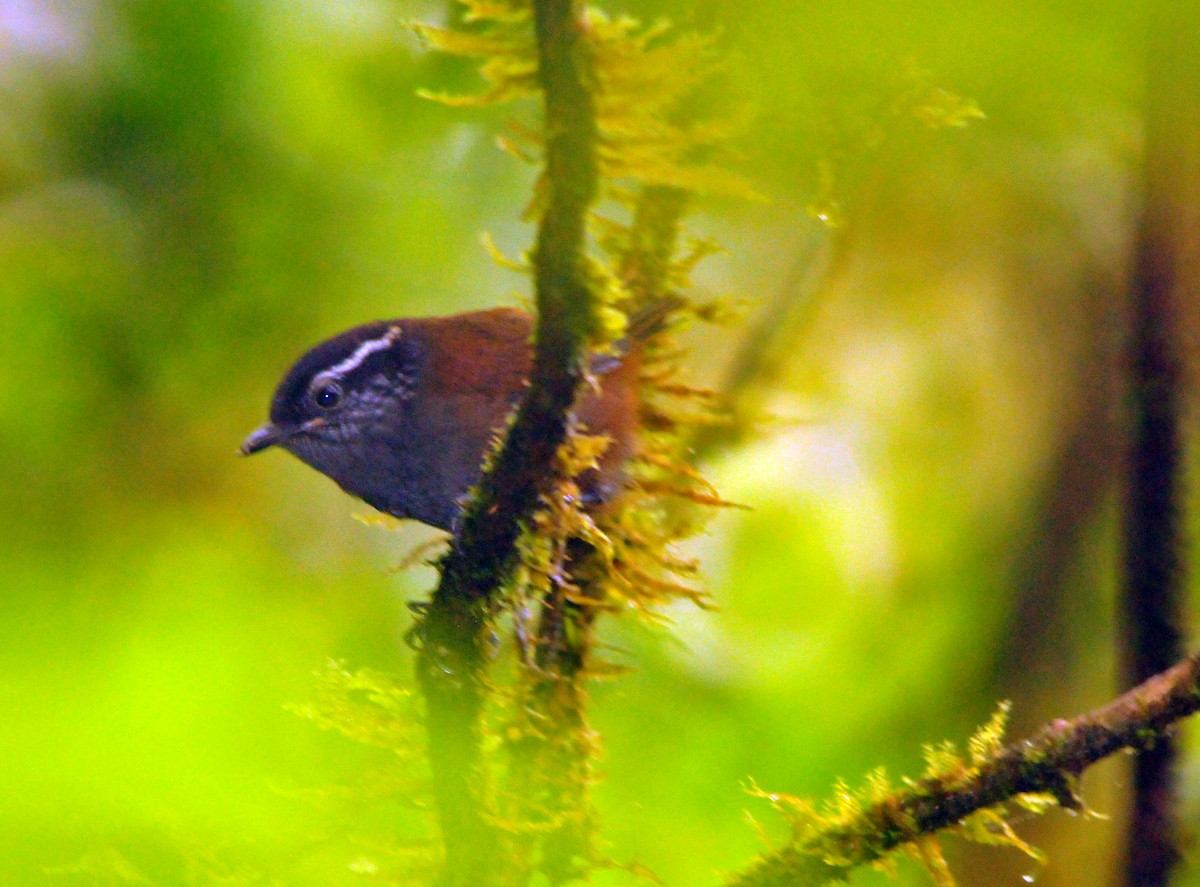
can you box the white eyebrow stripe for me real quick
[315,325,402,386]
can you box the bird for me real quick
[241,304,670,531]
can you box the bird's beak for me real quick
[240,423,284,456]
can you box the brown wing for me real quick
[409,304,649,511]
[410,307,534,401]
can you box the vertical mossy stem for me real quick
[501,188,690,883]
[414,1,601,884]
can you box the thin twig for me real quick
[691,220,839,459]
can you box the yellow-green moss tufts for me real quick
[746,702,1055,885]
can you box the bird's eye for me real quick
[312,382,342,409]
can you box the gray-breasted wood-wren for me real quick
[241,305,667,531]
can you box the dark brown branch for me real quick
[1119,0,1199,883]
[727,652,1200,887]
[414,2,599,884]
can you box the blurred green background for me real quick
[2,0,1195,884]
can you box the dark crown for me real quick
[269,321,409,425]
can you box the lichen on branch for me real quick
[412,1,602,883]
[416,2,754,202]
[728,652,1200,886]
[409,2,744,883]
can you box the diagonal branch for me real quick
[413,1,599,884]
[727,652,1200,887]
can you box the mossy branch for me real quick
[501,185,691,882]
[413,1,599,883]
[727,652,1200,886]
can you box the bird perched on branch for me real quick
[241,303,673,531]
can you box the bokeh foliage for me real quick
[2,1,1194,885]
